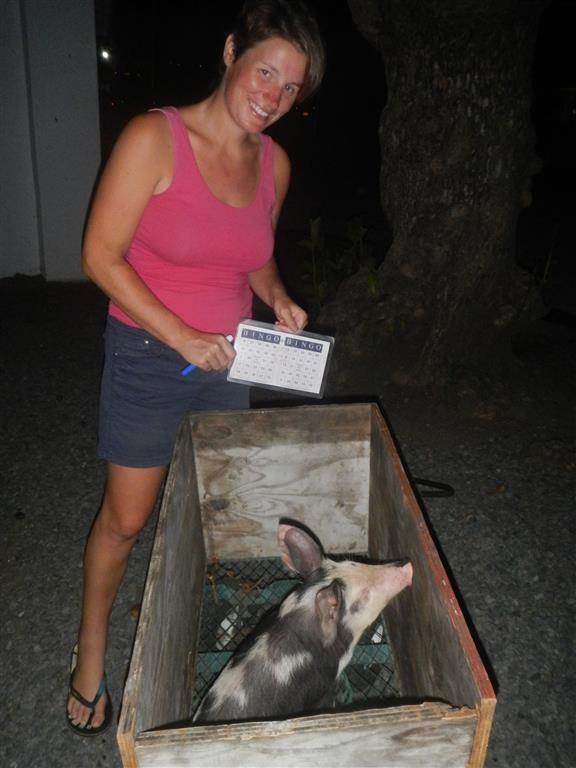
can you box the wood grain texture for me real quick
[191,405,373,559]
[469,698,497,768]
[134,702,477,767]
[117,420,207,763]
[367,404,496,764]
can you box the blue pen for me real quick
[181,335,234,376]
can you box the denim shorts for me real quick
[97,316,250,467]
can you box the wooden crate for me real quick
[117,403,496,768]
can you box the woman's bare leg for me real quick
[67,462,167,729]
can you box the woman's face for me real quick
[222,35,308,133]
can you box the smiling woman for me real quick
[228,0,326,103]
[66,0,325,739]
[221,36,308,133]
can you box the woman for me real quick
[66,0,325,735]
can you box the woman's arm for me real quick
[82,113,234,370]
[248,142,308,332]
[248,258,307,331]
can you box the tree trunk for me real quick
[324,0,546,385]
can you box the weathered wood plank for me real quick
[191,404,372,449]
[367,404,495,764]
[134,703,478,768]
[368,405,494,706]
[468,698,496,768]
[117,420,207,761]
[191,405,373,559]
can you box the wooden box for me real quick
[117,403,496,767]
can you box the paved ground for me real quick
[1,277,574,767]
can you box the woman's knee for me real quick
[96,500,152,542]
[97,463,166,542]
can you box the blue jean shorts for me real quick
[97,316,250,467]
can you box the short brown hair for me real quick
[230,0,326,102]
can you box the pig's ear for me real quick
[278,524,324,578]
[315,580,342,645]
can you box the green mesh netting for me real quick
[191,556,399,715]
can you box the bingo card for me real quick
[227,319,334,398]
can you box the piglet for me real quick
[193,522,413,723]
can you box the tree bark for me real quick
[325,0,546,385]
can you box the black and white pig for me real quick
[193,521,413,723]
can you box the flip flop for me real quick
[66,644,113,737]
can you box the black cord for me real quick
[413,477,455,498]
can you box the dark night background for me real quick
[94,0,386,202]
[93,0,391,267]
[92,0,575,321]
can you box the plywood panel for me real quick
[135,703,477,768]
[367,404,495,766]
[191,406,372,559]
[117,423,207,765]
[368,405,492,708]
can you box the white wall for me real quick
[1,0,40,277]
[0,0,101,281]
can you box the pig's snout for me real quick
[392,558,413,587]
[402,560,413,586]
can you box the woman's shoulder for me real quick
[119,110,172,147]
[105,110,174,185]
[269,138,291,187]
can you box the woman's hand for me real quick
[248,258,308,333]
[177,331,236,372]
[272,296,308,333]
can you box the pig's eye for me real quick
[349,588,370,615]
[349,598,362,614]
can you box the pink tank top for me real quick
[109,106,276,335]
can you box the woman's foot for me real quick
[66,643,111,734]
